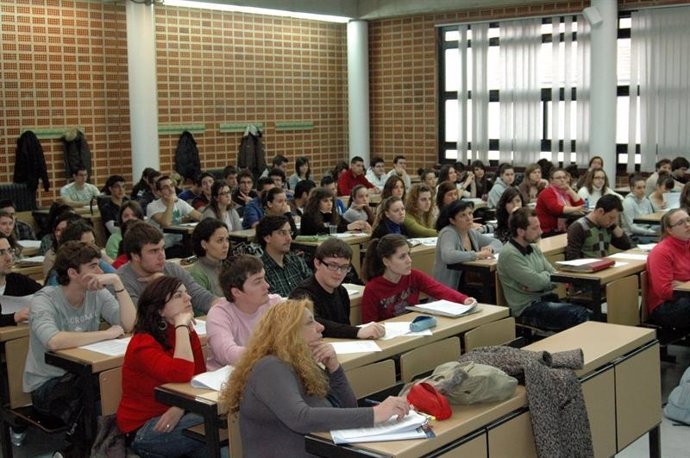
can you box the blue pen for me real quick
[363,398,380,406]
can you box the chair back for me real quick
[99,367,122,416]
[400,337,460,383]
[345,359,396,399]
[464,317,516,352]
[6,336,32,409]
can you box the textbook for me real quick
[406,299,479,318]
[330,410,433,444]
[555,258,615,273]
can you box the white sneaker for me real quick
[9,427,26,447]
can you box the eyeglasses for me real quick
[320,260,352,273]
[0,248,16,257]
[669,217,690,228]
[273,229,292,237]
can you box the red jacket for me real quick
[646,235,690,314]
[535,186,584,234]
[337,170,374,197]
[361,269,469,322]
[116,326,206,433]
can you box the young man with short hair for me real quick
[566,194,632,260]
[205,255,282,369]
[0,234,41,324]
[223,165,238,192]
[290,238,385,339]
[260,154,289,178]
[24,241,136,454]
[60,167,100,207]
[117,222,219,314]
[146,175,201,255]
[366,157,388,191]
[289,180,316,218]
[387,155,412,190]
[0,199,36,241]
[671,156,690,187]
[645,158,672,196]
[190,172,215,210]
[231,170,258,213]
[497,208,591,331]
[257,215,311,297]
[487,163,516,208]
[337,156,377,197]
[646,208,690,328]
[242,177,275,229]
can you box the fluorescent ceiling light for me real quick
[163,0,351,23]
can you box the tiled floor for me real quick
[6,344,690,458]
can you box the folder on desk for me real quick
[330,410,433,444]
[406,300,479,318]
[555,258,615,273]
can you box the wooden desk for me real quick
[675,280,690,293]
[11,263,44,282]
[537,232,567,264]
[345,283,364,325]
[550,255,647,320]
[154,305,508,458]
[228,228,256,243]
[409,243,435,278]
[292,233,371,279]
[307,322,660,458]
[633,211,666,225]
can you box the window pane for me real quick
[488,102,499,139]
[445,149,459,160]
[487,46,500,90]
[616,97,640,144]
[445,30,460,42]
[445,49,460,92]
[445,100,458,142]
[617,38,630,85]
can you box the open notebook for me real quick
[330,410,433,444]
[406,299,479,318]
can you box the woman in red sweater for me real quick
[116,276,208,458]
[361,234,476,322]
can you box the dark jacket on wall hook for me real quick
[175,130,202,181]
[14,130,50,195]
[62,128,92,178]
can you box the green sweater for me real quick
[497,240,556,316]
[403,213,437,238]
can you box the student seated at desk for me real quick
[0,210,23,257]
[432,200,502,290]
[117,276,210,458]
[645,208,690,329]
[435,181,460,214]
[201,180,242,233]
[231,170,259,217]
[131,167,161,211]
[649,172,675,212]
[190,172,215,211]
[241,177,278,229]
[105,200,145,260]
[39,209,82,273]
[59,166,100,208]
[535,168,585,236]
[381,174,406,202]
[494,187,525,243]
[577,169,622,207]
[25,241,135,456]
[622,174,659,243]
[206,255,282,370]
[290,238,384,339]
[258,216,312,298]
[99,174,130,236]
[566,194,633,260]
[188,219,229,297]
[362,234,475,322]
[403,184,437,237]
[342,185,376,227]
[301,188,370,235]
[0,234,41,325]
[497,208,591,331]
[371,196,409,239]
[220,299,409,457]
[44,220,116,285]
[0,199,36,241]
[117,222,221,315]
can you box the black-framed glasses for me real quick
[320,261,351,273]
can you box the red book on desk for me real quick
[555,258,615,273]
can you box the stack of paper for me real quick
[191,365,233,391]
[406,299,478,318]
[330,410,431,444]
[15,256,44,266]
[330,341,382,355]
[407,237,438,247]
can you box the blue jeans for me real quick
[650,297,690,329]
[131,413,211,458]
[518,299,592,332]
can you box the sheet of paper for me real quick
[636,243,657,252]
[191,365,233,391]
[79,337,132,356]
[179,222,199,227]
[15,255,45,265]
[377,322,432,340]
[411,299,476,317]
[609,253,648,261]
[331,341,382,355]
[664,192,680,209]
[0,294,33,315]
[407,237,438,246]
[18,240,41,249]
[193,319,206,336]
[613,261,629,267]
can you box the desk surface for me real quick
[552,257,647,283]
[0,324,29,343]
[676,280,690,293]
[331,304,509,372]
[163,223,199,235]
[525,321,656,376]
[293,233,371,247]
[633,211,666,224]
[537,233,567,257]
[228,228,256,240]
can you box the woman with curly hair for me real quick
[300,187,370,235]
[403,184,437,237]
[220,298,409,457]
[116,276,209,458]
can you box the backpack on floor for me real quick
[664,366,690,425]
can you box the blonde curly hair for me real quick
[220,299,329,412]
